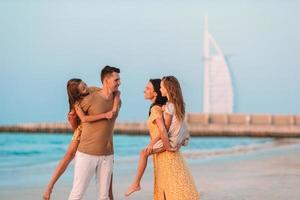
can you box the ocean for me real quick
[0,133,273,188]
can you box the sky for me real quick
[0,0,300,124]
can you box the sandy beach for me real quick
[1,139,300,200]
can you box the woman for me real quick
[144,78,200,200]
[126,75,192,196]
[42,78,119,200]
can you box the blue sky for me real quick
[0,0,300,124]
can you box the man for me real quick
[68,66,121,200]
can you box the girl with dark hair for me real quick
[43,78,120,200]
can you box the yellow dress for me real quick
[148,106,200,200]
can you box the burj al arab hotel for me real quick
[203,17,234,114]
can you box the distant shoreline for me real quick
[1,118,300,137]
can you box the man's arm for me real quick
[155,117,175,151]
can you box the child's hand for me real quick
[111,110,117,118]
[146,142,154,154]
[68,108,77,119]
[69,108,76,115]
[68,109,79,129]
[105,111,114,119]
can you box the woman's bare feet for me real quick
[124,183,141,197]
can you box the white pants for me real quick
[68,151,114,200]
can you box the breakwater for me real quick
[1,113,300,137]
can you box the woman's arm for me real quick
[146,106,172,153]
[43,140,79,200]
[149,105,172,145]
[146,114,174,154]
[74,104,111,123]
[155,117,175,151]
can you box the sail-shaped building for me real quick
[203,17,234,113]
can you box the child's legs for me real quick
[132,148,150,185]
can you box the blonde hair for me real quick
[162,76,185,121]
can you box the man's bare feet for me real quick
[124,184,141,197]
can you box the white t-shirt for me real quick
[165,102,180,138]
[152,102,189,149]
[165,102,189,148]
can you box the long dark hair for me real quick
[66,78,84,112]
[149,79,167,116]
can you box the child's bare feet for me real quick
[124,183,141,196]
